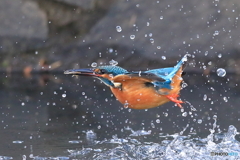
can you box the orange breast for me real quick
[110,67,183,109]
[111,85,170,109]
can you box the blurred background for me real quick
[1,0,240,71]
[0,0,240,159]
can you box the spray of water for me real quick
[66,123,239,159]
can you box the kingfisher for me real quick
[64,55,188,109]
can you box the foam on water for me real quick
[67,125,240,160]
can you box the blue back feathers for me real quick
[97,66,128,76]
[95,54,187,90]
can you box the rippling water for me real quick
[68,125,239,160]
[0,73,239,159]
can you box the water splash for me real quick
[109,59,118,66]
[0,156,13,160]
[68,125,240,159]
[125,128,151,137]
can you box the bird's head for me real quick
[64,65,128,87]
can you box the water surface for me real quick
[0,72,239,159]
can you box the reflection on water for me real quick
[0,72,239,159]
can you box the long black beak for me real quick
[64,68,97,77]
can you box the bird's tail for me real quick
[148,54,188,90]
[165,54,188,80]
[163,54,188,108]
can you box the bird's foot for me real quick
[166,94,184,108]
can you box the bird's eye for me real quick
[95,69,107,74]
[100,69,107,74]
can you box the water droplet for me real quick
[82,92,85,95]
[205,51,208,56]
[157,46,161,49]
[214,30,219,36]
[223,97,228,102]
[156,119,160,123]
[164,112,168,117]
[13,140,24,144]
[124,102,129,108]
[98,125,101,129]
[213,115,217,119]
[109,59,118,66]
[22,155,26,160]
[116,26,122,32]
[68,140,81,144]
[218,53,222,58]
[21,102,25,106]
[197,119,202,124]
[217,68,226,77]
[91,62,97,67]
[182,112,188,117]
[210,46,213,49]
[203,94,207,101]
[151,122,155,128]
[160,16,163,20]
[161,56,166,60]
[182,82,188,88]
[109,48,113,53]
[62,94,66,98]
[150,38,154,43]
[130,35,135,40]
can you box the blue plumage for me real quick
[64,55,187,109]
[64,55,187,91]
[145,54,187,80]
[97,66,128,76]
[145,54,187,89]
[93,66,128,87]
[95,54,187,90]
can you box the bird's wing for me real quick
[124,71,172,90]
[112,54,188,91]
[125,72,166,82]
[112,74,152,83]
[133,54,188,90]
[145,54,188,81]
[111,72,172,90]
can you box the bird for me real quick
[64,54,188,109]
